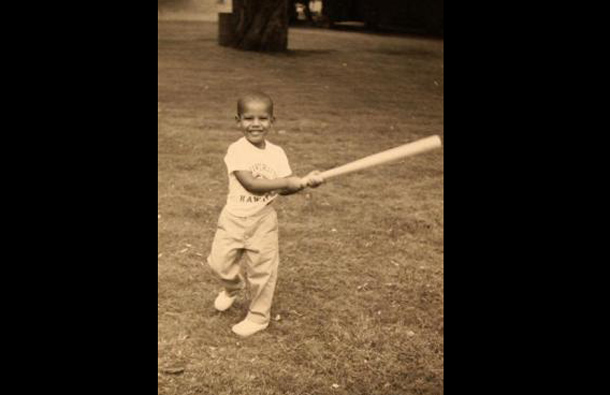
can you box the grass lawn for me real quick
[158,20,443,395]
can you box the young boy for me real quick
[206,91,324,337]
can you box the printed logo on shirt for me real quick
[250,163,277,180]
[239,192,276,204]
[237,163,278,204]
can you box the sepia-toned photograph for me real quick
[158,1,443,393]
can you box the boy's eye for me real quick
[242,116,269,122]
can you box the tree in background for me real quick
[231,0,289,52]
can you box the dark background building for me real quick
[323,0,443,36]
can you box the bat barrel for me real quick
[319,135,442,180]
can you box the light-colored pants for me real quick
[207,204,279,324]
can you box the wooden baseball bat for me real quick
[318,135,442,180]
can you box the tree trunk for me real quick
[232,0,289,52]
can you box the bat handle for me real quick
[301,171,325,187]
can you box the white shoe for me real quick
[231,319,269,337]
[214,290,237,312]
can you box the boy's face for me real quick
[236,100,274,148]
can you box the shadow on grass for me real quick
[369,48,442,59]
[158,37,217,44]
[281,49,337,58]
[293,22,444,40]
[221,47,337,58]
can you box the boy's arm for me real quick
[277,174,301,196]
[234,171,306,195]
[278,171,325,195]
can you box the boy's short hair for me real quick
[237,91,274,116]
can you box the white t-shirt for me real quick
[223,137,292,217]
